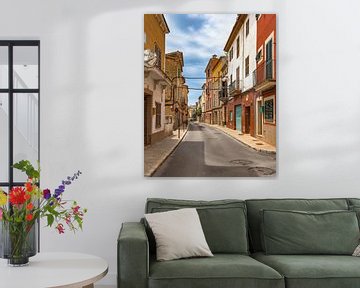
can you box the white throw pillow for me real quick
[145,208,213,261]
[353,244,360,256]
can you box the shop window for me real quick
[264,96,275,123]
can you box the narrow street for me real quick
[153,122,276,177]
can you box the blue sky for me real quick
[165,14,237,105]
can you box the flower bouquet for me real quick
[0,160,87,266]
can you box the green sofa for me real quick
[118,198,360,288]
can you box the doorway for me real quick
[256,100,263,136]
[235,105,242,132]
[245,106,251,134]
[144,94,152,146]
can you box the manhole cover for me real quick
[229,159,253,166]
[248,167,275,176]
[255,143,264,145]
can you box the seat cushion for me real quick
[146,198,249,254]
[149,254,284,288]
[252,252,360,288]
[246,198,349,252]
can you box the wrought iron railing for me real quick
[253,59,275,86]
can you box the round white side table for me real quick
[0,252,108,288]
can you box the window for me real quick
[256,46,263,63]
[265,37,273,79]
[236,37,240,58]
[229,47,233,61]
[0,40,40,189]
[264,96,275,123]
[246,19,250,36]
[155,44,161,69]
[155,102,161,128]
[236,66,240,89]
[245,56,250,77]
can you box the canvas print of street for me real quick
[144,14,276,177]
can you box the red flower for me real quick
[72,205,80,215]
[26,203,34,210]
[24,193,31,201]
[9,187,26,205]
[25,182,33,192]
[56,223,65,234]
[26,214,33,221]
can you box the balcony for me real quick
[218,89,229,103]
[228,80,242,96]
[253,59,276,91]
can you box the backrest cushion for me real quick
[145,198,249,254]
[347,199,360,228]
[348,198,360,207]
[261,209,359,255]
[246,198,349,252]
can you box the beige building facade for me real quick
[144,14,171,146]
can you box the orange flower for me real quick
[25,182,33,192]
[24,193,31,200]
[26,214,33,221]
[26,203,34,210]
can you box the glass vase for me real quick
[0,220,37,266]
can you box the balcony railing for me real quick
[253,59,276,86]
[218,89,229,103]
[228,80,243,96]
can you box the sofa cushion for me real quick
[261,209,359,255]
[149,254,284,288]
[347,198,360,207]
[349,205,360,228]
[145,208,213,261]
[252,252,360,288]
[146,198,249,254]
[246,198,349,252]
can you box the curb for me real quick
[202,123,276,155]
[147,127,189,177]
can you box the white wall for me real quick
[1,0,360,286]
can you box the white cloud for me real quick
[165,14,237,59]
[164,14,238,105]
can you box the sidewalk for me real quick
[203,123,276,154]
[144,128,188,176]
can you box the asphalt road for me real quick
[153,122,276,177]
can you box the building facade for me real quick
[165,51,185,132]
[211,56,226,125]
[200,84,206,122]
[204,55,219,124]
[144,14,171,146]
[224,14,257,136]
[253,14,276,146]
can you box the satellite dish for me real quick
[144,49,157,67]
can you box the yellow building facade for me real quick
[144,14,171,146]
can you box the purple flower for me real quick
[43,189,51,200]
[54,170,82,199]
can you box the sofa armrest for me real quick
[118,222,149,288]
